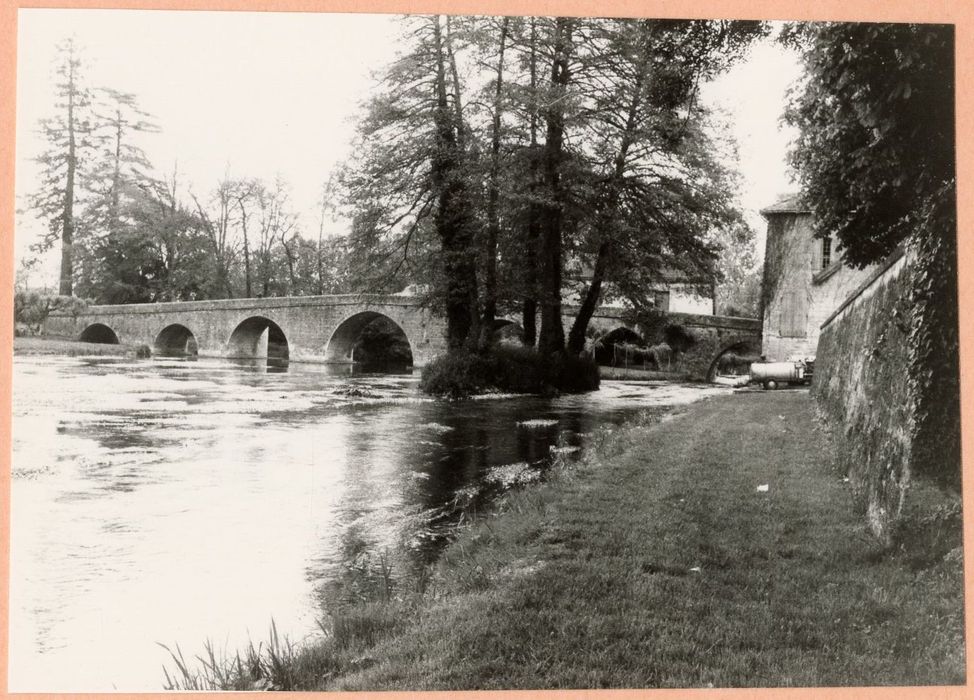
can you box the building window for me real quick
[821,237,832,270]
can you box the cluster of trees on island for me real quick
[341,16,766,360]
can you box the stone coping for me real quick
[820,246,908,330]
[51,293,762,333]
[564,305,760,330]
[49,293,428,317]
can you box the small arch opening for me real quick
[79,323,120,345]
[709,340,762,381]
[155,324,199,358]
[326,312,413,372]
[593,327,647,367]
[228,316,289,365]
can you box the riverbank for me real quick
[166,390,965,690]
[13,336,135,356]
[598,365,688,381]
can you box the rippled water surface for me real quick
[9,355,726,691]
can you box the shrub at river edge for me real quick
[419,344,600,398]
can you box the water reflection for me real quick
[227,357,291,373]
[10,355,726,691]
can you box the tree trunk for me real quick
[537,17,573,357]
[59,54,78,297]
[431,15,478,350]
[480,17,510,348]
[238,195,253,297]
[109,109,122,237]
[521,18,540,347]
[281,234,297,292]
[567,241,610,355]
[317,197,326,295]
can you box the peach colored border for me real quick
[1,0,971,698]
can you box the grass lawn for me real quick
[166,390,966,690]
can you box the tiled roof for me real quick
[759,193,811,216]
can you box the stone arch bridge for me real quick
[568,305,763,380]
[45,294,761,380]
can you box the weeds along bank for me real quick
[813,217,961,546]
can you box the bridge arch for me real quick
[155,324,199,357]
[228,316,289,361]
[325,311,413,368]
[707,335,763,381]
[593,326,646,366]
[79,323,120,344]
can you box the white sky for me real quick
[15,9,802,286]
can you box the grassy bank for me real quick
[13,336,140,357]
[166,391,965,690]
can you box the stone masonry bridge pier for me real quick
[45,294,761,379]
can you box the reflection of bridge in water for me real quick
[45,294,761,380]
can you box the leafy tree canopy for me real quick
[784,22,955,267]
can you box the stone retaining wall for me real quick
[812,249,913,544]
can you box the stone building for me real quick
[644,272,715,315]
[759,194,876,360]
[569,267,715,315]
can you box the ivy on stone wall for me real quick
[813,190,961,545]
[907,190,961,491]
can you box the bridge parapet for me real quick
[45,293,447,366]
[561,306,762,380]
[49,293,430,318]
[560,304,761,332]
[666,312,762,333]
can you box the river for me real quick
[9,354,726,691]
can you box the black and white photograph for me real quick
[6,4,965,693]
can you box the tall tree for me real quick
[253,177,299,296]
[784,22,954,267]
[341,15,480,347]
[535,16,574,357]
[86,88,159,239]
[73,88,162,301]
[192,178,239,299]
[521,17,542,346]
[342,16,761,363]
[26,37,94,296]
[232,178,261,297]
[431,15,480,348]
[479,16,511,346]
[565,19,765,354]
